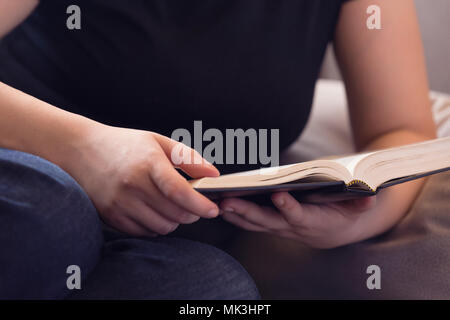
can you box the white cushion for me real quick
[282,79,450,163]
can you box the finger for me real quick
[222,210,303,240]
[108,215,158,238]
[153,133,220,178]
[220,197,290,231]
[137,181,200,224]
[127,199,180,235]
[271,192,312,227]
[123,219,158,238]
[221,211,268,232]
[148,152,220,218]
[332,196,377,213]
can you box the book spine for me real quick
[346,180,376,192]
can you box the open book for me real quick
[190,137,450,203]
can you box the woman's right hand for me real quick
[64,124,220,237]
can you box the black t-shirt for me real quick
[0,0,345,174]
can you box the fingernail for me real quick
[274,197,285,207]
[223,207,234,213]
[208,208,219,217]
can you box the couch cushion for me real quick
[282,79,450,163]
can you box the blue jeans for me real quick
[0,148,259,299]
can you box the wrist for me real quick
[350,180,424,243]
[42,114,106,176]
[0,83,106,175]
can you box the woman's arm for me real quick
[219,0,436,248]
[0,0,38,38]
[335,0,436,149]
[332,0,436,240]
[0,1,220,236]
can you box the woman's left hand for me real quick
[219,192,378,249]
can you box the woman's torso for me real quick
[0,0,344,173]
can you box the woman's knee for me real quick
[71,237,260,299]
[156,238,260,299]
[181,239,260,300]
[0,148,103,298]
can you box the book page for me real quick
[329,151,374,175]
[217,163,297,177]
[355,137,450,190]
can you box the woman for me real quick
[0,0,435,298]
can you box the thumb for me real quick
[152,133,220,179]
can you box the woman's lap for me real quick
[69,233,259,299]
[0,148,103,298]
[0,148,259,299]
[6,145,450,299]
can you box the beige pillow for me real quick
[282,80,450,163]
[431,92,450,138]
